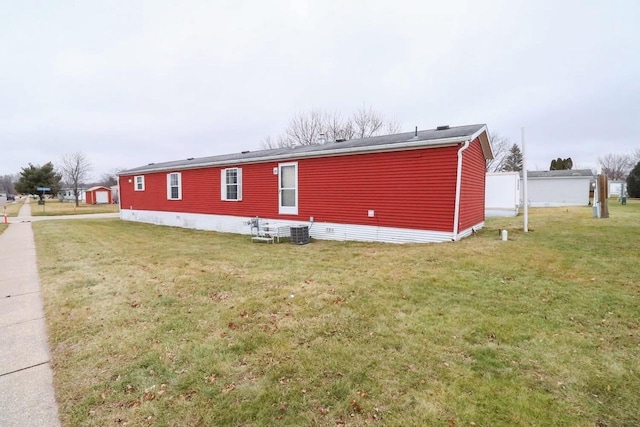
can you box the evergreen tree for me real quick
[565,157,573,170]
[627,160,640,198]
[502,144,523,172]
[15,162,62,196]
[550,157,573,170]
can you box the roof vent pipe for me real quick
[411,126,419,140]
[437,125,450,131]
[317,133,327,144]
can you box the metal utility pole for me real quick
[522,127,528,233]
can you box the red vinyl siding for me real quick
[458,138,487,230]
[297,147,458,232]
[120,145,463,233]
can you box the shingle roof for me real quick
[120,123,488,175]
[524,169,594,178]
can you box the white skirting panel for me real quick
[527,201,587,207]
[456,222,485,241]
[120,210,483,244]
[485,208,519,217]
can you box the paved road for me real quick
[0,200,118,426]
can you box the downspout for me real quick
[452,140,470,240]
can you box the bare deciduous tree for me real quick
[0,174,17,194]
[485,132,511,172]
[98,168,123,187]
[324,111,353,142]
[285,109,326,147]
[385,117,402,135]
[352,104,385,139]
[262,104,401,148]
[59,152,92,207]
[598,153,633,180]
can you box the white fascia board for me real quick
[468,124,488,142]
[470,125,492,159]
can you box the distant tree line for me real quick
[9,153,122,202]
[0,174,18,194]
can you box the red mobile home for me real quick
[85,186,112,205]
[118,124,493,243]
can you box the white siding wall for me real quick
[522,177,591,207]
[485,172,520,217]
[608,181,624,197]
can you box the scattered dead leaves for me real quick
[209,292,231,302]
[350,399,363,413]
[181,390,196,401]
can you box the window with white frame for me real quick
[278,162,297,215]
[166,172,182,200]
[134,175,145,191]
[221,168,242,201]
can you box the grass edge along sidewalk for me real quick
[34,201,640,426]
[30,199,119,216]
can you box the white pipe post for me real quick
[522,127,528,233]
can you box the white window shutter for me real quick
[220,169,227,200]
[166,173,172,199]
[237,168,242,201]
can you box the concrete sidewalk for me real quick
[0,200,61,427]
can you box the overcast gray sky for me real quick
[2,0,638,179]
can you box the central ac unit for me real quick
[290,225,309,245]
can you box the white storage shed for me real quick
[485,172,520,217]
[521,169,593,207]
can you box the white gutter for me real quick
[452,140,470,240]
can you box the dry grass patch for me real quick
[31,199,119,216]
[34,200,640,426]
[3,197,25,217]
[0,199,24,233]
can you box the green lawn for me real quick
[33,200,640,426]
